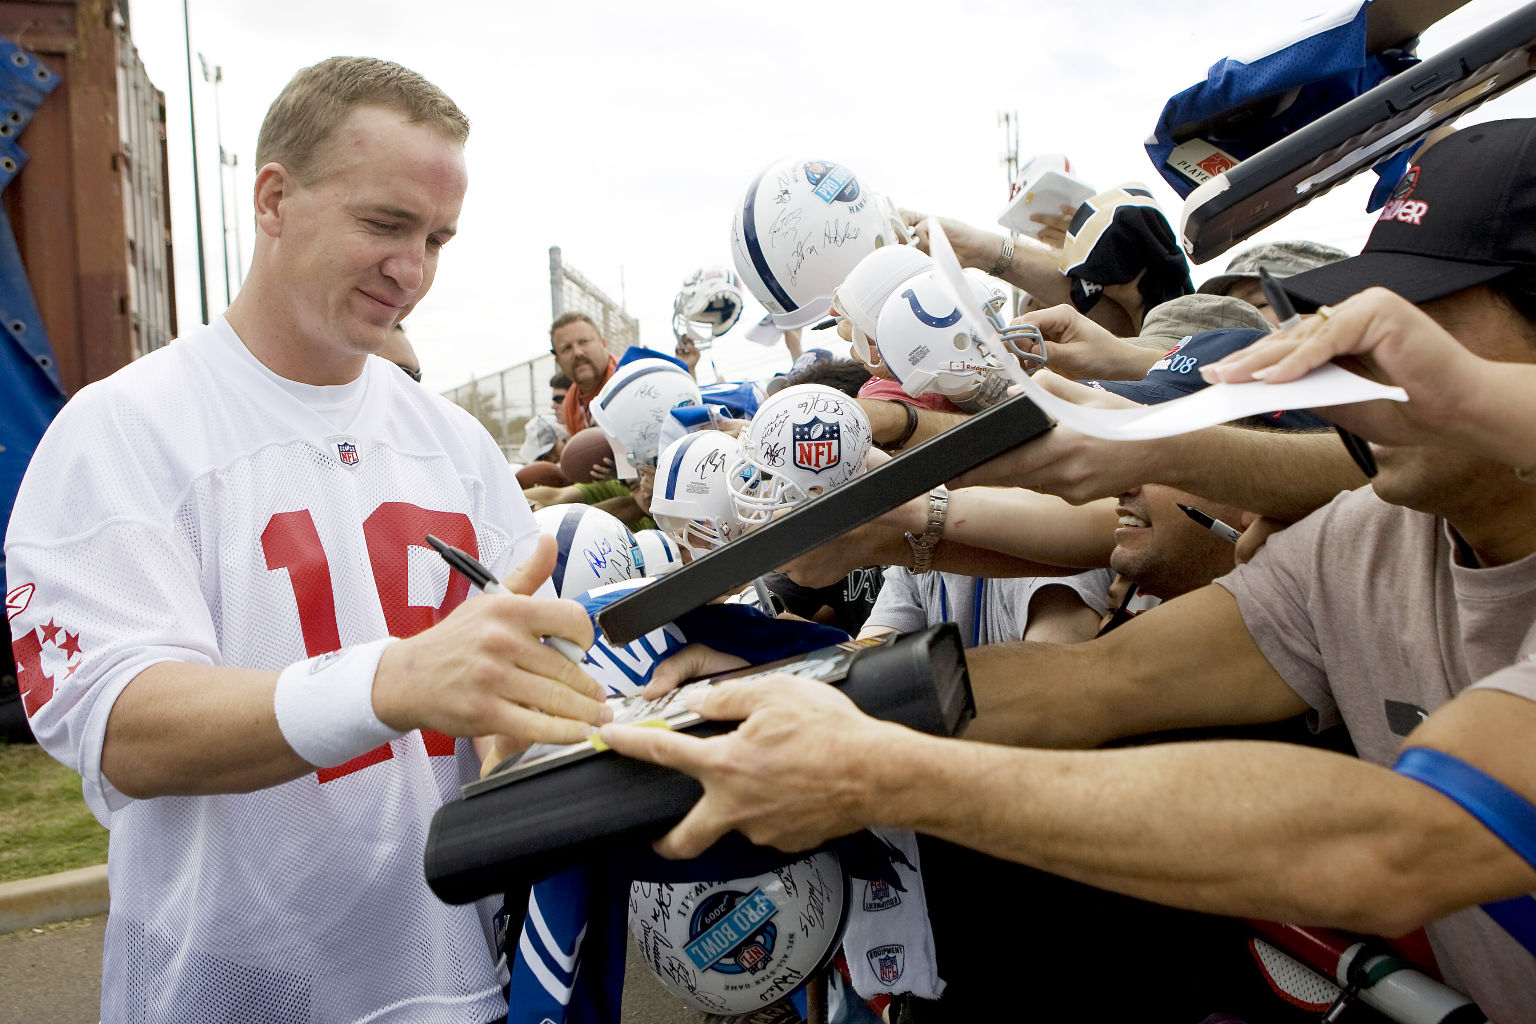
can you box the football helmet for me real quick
[590,358,703,473]
[872,267,1014,399]
[728,384,871,528]
[730,157,912,329]
[532,503,640,599]
[831,244,933,370]
[628,850,849,1015]
[632,528,685,577]
[673,265,746,347]
[651,431,749,557]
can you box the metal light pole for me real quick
[182,0,209,324]
[198,53,231,306]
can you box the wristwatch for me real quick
[904,486,949,574]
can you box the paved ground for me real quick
[0,914,702,1023]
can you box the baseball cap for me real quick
[517,414,566,464]
[1139,293,1271,346]
[1282,119,1536,309]
[1198,240,1349,296]
[1089,329,1329,430]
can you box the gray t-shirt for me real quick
[1219,486,1536,1021]
[865,568,1114,648]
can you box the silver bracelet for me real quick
[903,486,949,575]
[989,236,1015,278]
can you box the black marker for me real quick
[1256,267,1377,478]
[1178,503,1242,545]
[424,534,586,663]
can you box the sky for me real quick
[122,0,1536,394]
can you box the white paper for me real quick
[1018,365,1407,440]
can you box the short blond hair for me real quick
[255,57,469,185]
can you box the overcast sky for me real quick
[123,0,1536,393]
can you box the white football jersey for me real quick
[5,318,536,1023]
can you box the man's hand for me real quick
[674,335,702,377]
[1015,304,1160,381]
[899,208,1004,270]
[600,674,898,858]
[1200,287,1483,448]
[588,455,617,482]
[633,462,656,514]
[373,534,609,749]
[1030,206,1075,249]
[641,643,750,699]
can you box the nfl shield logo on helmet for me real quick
[867,944,905,986]
[792,417,841,474]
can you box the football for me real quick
[559,426,614,483]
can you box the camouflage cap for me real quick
[1138,292,1271,346]
[1197,240,1350,296]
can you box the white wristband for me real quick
[273,638,406,768]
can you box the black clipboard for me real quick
[1179,0,1536,264]
[423,624,973,905]
[594,392,1055,646]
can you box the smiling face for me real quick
[1110,484,1247,600]
[262,105,466,382]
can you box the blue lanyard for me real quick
[936,576,985,648]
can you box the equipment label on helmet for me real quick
[685,888,779,971]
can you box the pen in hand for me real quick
[1177,503,1242,544]
[424,534,588,664]
[1256,267,1377,478]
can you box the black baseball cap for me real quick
[1089,328,1330,430]
[1282,118,1536,309]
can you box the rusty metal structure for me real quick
[1,0,175,396]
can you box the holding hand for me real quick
[601,674,900,858]
[374,533,609,753]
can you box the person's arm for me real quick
[600,658,1536,937]
[1019,583,1104,645]
[1014,304,1163,381]
[955,413,1365,522]
[99,535,607,798]
[856,398,967,452]
[900,210,1136,335]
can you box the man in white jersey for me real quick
[606,121,1536,1020]
[4,58,607,1023]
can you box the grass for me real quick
[0,741,108,883]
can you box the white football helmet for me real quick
[831,244,933,369]
[673,265,746,347]
[632,528,685,577]
[728,384,871,528]
[590,358,703,473]
[628,850,849,1015]
[730,157,912,329]
[532,503,640,599]
[651,431,749,557]
[873,267,1013,399]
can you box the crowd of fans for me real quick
[10,42,1536,1024]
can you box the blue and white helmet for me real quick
[632,528,686,577]
[629,850,849,1015]
[673,265,746,347]
[730,157,912,330]
[651,431,749,557]
[532,503,640,599]
[590,358,703,474]
[728,384,871,527]
[874,267,1010,399]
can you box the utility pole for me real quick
[198,53,230,306]
[182,0,208,324]
[998,110,1023,315]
